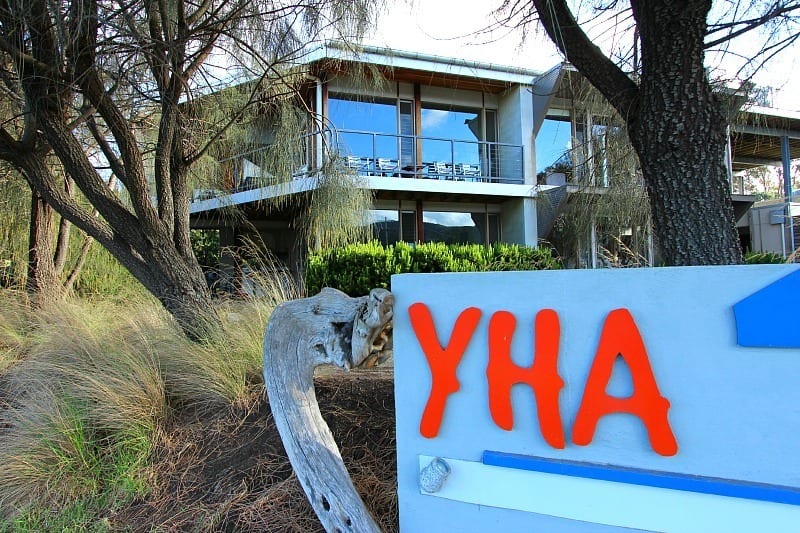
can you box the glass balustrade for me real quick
[332,129,524,184]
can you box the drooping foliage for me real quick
[0,0,381,336]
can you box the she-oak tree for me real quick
[508,0,800,265]
[0,0,374,338]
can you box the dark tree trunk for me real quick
[531,0,744,266]
[25,187,64,305]
[13,147,220,340]
[629,0,742,265]
[52,178,74,274]
[139,240,219,342]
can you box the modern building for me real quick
[731,105,800,259]
[189,42,800,278]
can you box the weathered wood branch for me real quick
[263,288,394,533]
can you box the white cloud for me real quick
[423,212,474,227]
[367,0,559,71]
[423,109,450,129]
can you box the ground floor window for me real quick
[371,209,417,245]
[423,211,500,245]
[370,205,500,246]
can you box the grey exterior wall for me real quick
[501,197,537,246]
[499,86,535,185]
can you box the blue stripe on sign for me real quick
[481,451,800,506]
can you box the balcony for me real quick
[332,129,524,184]
[190,128,526,204]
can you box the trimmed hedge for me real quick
[305,241,561,296]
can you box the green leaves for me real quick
[305,241,561,295]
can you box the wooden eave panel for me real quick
[314,60,513,94]
[731,131,800,169]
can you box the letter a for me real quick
[408,303,482,438]
[487,310,565,448]
[572,308,678,456]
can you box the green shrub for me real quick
[305,241,561,295]
[744,251,786,264]
[321,241,394,296]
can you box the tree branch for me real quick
[530,0,639,120]
[66,0,159,236]
[705,2,800,48]
[85,111,128,186]
[52,177,75,274]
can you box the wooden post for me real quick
[263,288,394,533]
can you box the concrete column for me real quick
[781,135,795,254]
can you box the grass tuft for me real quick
[0,290,280,523]
[0,256,318,529]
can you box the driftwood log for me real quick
[263,288,394,533]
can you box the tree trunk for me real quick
[14,148,220,340]
[146,256,219,342]
[629,0,742,265]
[25,187,63,305]
[52,178,74,275]
[63,233,92,292]
[530,0,744,266]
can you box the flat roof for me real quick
[305,41,540,87]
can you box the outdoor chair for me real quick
[291,165,308,179]
[375,158,398,176]
[432,161,452,179]
[455,163,480,181]
[345,155,368,175]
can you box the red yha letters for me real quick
[408,303,678,457]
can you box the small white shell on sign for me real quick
[420,457,451,493]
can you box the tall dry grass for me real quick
[0,261,301,525]
[0,295,173,518]
[0,292,34,374]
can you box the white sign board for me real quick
[392,265,800,532]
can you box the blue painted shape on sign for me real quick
[733,269,800,348]
[482,450,800,506]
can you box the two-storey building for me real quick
[189,42,800,280]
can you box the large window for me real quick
[329,95,398,160]
[328,94,505,178]
[371,209,417,244]
[537,109,620,186]
[423,211,500,245]
[421,105,483,165]
[328,95,397,133]
[370,208,500,245]
[536,111,573,180]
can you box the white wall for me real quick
[499,86,535,185]
[500,197,538,246]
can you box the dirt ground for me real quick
[113,368,398,532]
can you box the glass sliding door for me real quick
[371,209,399,245]
[401,210,417,243]
[420,105,482,175]
[329,95,399,164]
[536,111,573,184]
[370,208,417,244]
[422,210,500,245]
[484,109,498,180]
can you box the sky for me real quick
[364,0,800,111]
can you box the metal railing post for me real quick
[450,140,455,176]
